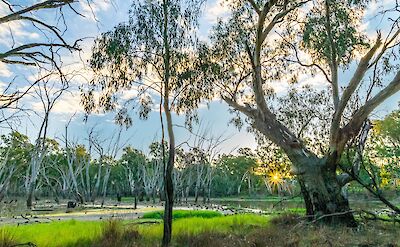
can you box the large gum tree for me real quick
[202,0,400,225]
[82,0,208,245]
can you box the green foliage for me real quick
[0,131,32,169]
[302,0,369,67]
[369,108,400,188]
[212,154,259,196]
[84,0,210,127]
[142,210,222,220]
[374,109,400,144]
[276,86,333,155]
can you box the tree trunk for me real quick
[194,184,199,203]
[134,195,137,210]
[162,104,175,246]
[162,148,174,246]
[92,164,102,203]
[297,162,357,227]
[253,118,357,226]
[26,188,34,209]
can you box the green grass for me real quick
[278,207,306,214]
[8,212,397,247]
[2,220,102,247]
[0,213,269,246]
[136,213,270,245]
[142,210,222,220]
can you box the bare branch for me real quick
[0,0,74,24]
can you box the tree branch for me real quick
[0,0,74,24]
[340,70,400,150]
[247,0,261,15]
[330,34,382,146]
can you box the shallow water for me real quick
[211,196,400,213]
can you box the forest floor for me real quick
[0,197,271,226]
[0,196,399,246]
[0,195,399,226]
[0,211,399,247]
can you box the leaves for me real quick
[302,0,369,68]
[83,0,208,129]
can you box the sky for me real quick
[0,0,399,155]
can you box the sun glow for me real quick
[268,172,283,186]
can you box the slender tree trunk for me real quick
[134,195,137,210]
[207,180,211,203]
[202,187,206,204]
[85,161,91,202]
[161,102,175,246]
[26,185,34,208]
[161,0,175,245]
[26,159,39,209]
[194,183,199,203]
[101,166,111,207]
[92,164,102,203]
[162,131,174,247]
[152,188,156,204]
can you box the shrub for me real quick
[93,220,141,247]
[0,229,17,247]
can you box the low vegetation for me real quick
[1,212,399,246]
[2,220,102,247]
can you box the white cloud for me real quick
[204,0,230,24]
[79,1,113,22]
[52,92,84,114]
[0,63,11,77]
[29,89,84,115]
[121,90,138,101]
[0,13,40,47]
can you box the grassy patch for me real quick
[2,220,102,247]
[136,213,269,245]
[2,212,398,247]
[142,209,222,220]
[0,212,266,246]
[272,207,306,215]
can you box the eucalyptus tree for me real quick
[64,122,84,203]
[202,0,400,225]
[74,145,92,202]
[42,146,66,202]
[119,146,146,207]
[89,128,126,207]
[83,0,207,244]
[26,80,68,208]
[0,132,32,202]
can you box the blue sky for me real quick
[0,0,399,155]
